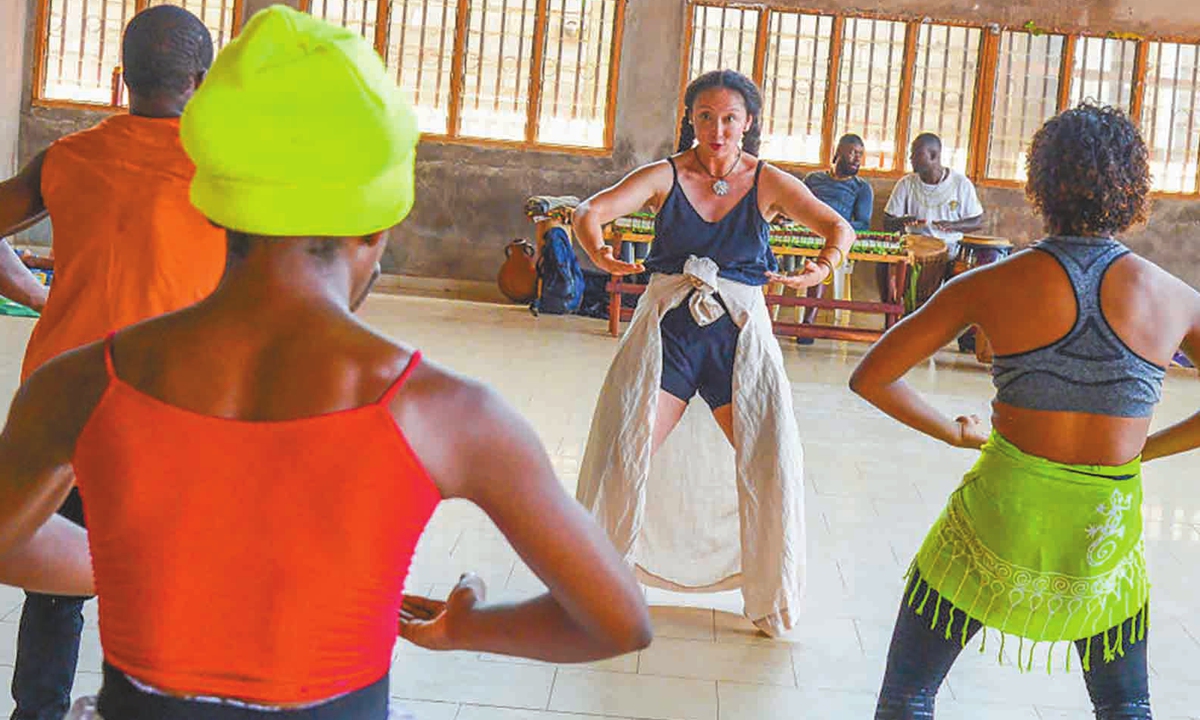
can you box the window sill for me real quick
[419,134,613,157]
[31,98,125,112]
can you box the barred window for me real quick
[759,11,833,164]
[384,0,625,148]
[306,0,379,41]
[456,0,537,141]
[834,18,907,172]
[1142,41,1200,194]
[37,0,236,106]
[907,24,981,174]
[685,3,758,81]
[987,31,1066,181]
[385,0,458,135]
[39,0,134,105]
[536,0,621,148]
[1069,36,1138,112]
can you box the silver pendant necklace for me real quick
[695,147,741,196]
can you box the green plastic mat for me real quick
[0,297,39,318]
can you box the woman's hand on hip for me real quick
[398,573,486,651]
[953,414,988,449]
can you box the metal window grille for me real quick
[1142,41,1200,194]
[759,11,833,164]
[908,24,981,174]
[834,17,906,172]
[535,0,619,147]
[309,0,378,40]
[1069,36,1138,112]
[40,0,136,104]
[686,3,757,81]
[39,0,236,106]
[385,0,458,135]
[986,30,1064,181]
[457,0,538,141]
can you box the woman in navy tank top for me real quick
[571,71,854,637]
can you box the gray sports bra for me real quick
[991,237,1166,418]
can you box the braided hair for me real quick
[676,70,763,156]
[122,5,214,98]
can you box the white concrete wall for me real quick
[1,0,28,175]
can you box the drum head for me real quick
[903,234,948,260]
[961,235,1013,248]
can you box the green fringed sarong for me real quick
[911,432,1148,665]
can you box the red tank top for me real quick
[72,336,442,704]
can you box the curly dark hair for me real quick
[1025,102,1151,237]
[677,70,763,156]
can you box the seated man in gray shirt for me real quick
[796,134,873,343]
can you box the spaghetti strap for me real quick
[378,351,423,406]
[103,332,118,379]
[753,160,765,184]
[667,156,678,184]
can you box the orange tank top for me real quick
[23,115,225,381]
[72,336,442,704]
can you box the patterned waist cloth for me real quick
[910,431,1148,672]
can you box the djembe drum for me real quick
[874,235,948,315]
[902,235,950,313]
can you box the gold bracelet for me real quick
[824,246,845,269]
[815,256,836,285]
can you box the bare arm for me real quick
[0,152,50,311]
[1143,291,1200,461]
[849,275,989,448]
[761,164,855,289]
[0,242,49,311]
[0,345,107,596]
[396,368,651,662]
[0,515,92,596]
[573,162,671,276]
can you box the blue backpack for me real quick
[531,226,583,315]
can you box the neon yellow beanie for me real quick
[181,4,418,237]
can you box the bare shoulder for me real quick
[626,158,676,189]
[937,246,1041,299]
[756,162,813,212]
[1120,252,1200,312]
[389,355,496,424]
[386,355,530,499]
[5,341,110,458]
[757,161,802,188]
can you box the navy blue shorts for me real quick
[659,295,740,410]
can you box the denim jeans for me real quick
[10,489,91,720]
[875,572,1152,720]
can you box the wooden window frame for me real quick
[681,0,1200,197]
[31,0,625,156]
[400,0,628,154]
[32,0,246,111]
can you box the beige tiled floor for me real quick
[1,294,1199,719]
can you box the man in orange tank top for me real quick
[0,7,220,719]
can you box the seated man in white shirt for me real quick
[883,133,984,258]
[883,133,985,352]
